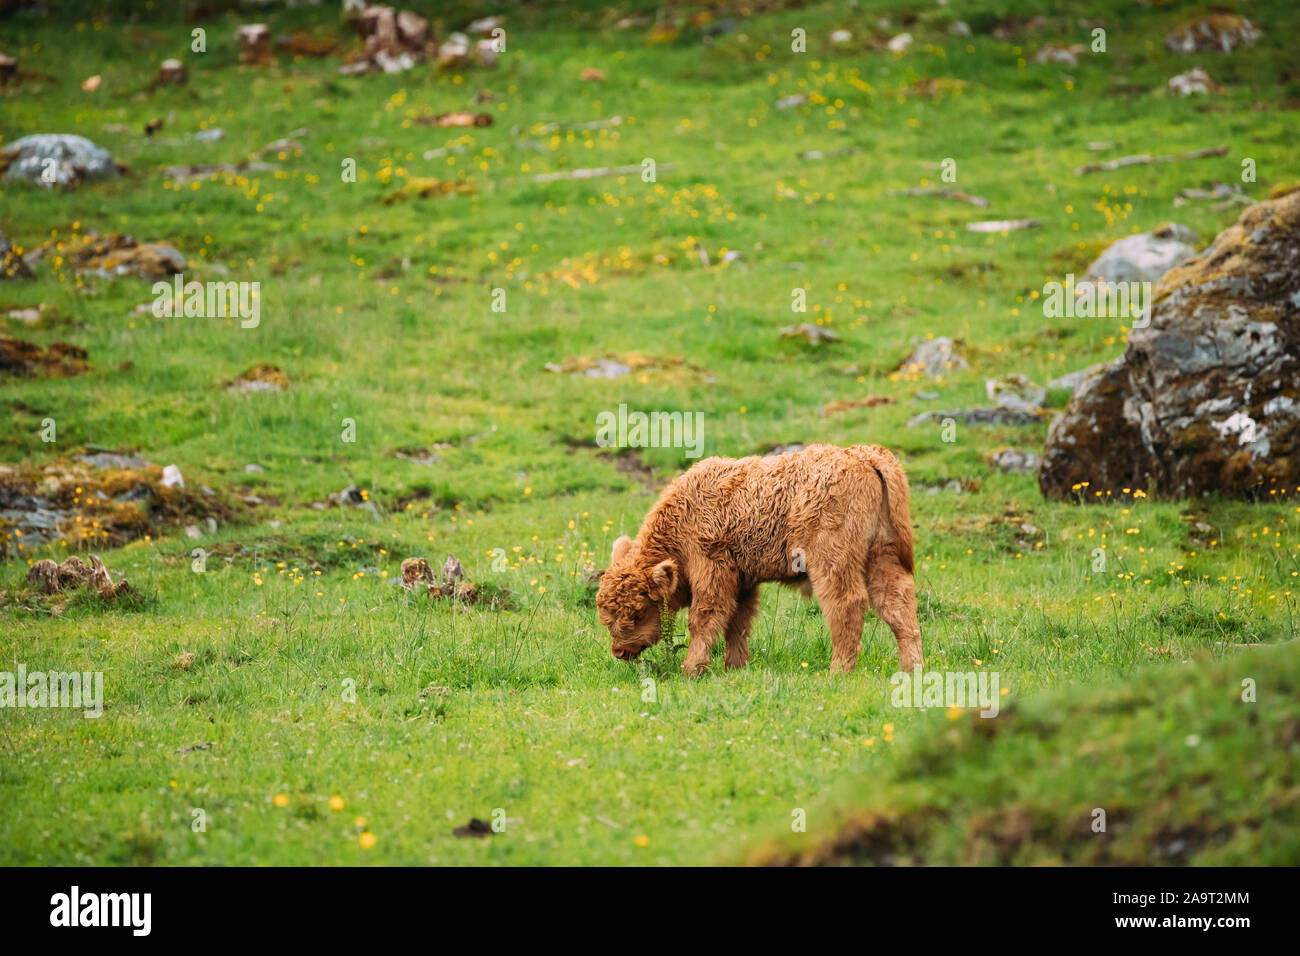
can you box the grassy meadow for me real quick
[1,0,1298,865]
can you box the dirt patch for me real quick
[452,818,493,838]
[544,351,712,385]
[225,364,289,393]
[821,396,894,417]
[611,449,659,492]
[381,178,475,204]
[753,809,932,866]
[414,112,493,128]
[276,29,343,58]
[0,336,91,379]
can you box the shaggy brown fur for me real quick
[596,443,922,676]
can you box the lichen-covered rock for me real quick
[986,374,1046,413]
[1039,188,1300,501]
[225,364,289,393]
[0,134,118,188]
[74,235,186,280]
[0,229,33,279]
[42,231,185,282]
[897,336,969,379]
[988,448,1042,474]
[0,336,92,378]
[1165,14,1260,54]
[1168,67,1222,96]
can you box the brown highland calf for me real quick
[596,443,922,676]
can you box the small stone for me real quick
[1168,67,1222,96]
[1084,224,1196,286]
[988,448,1042,474]
[986,374,1046,413]
[1,134,119,189]
[779,323,838,344]
[898,337,968,379]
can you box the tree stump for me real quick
[235,24,272,65]
[157,59,187,85]
[0,52,16,87]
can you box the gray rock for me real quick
[989,448,1042,474]
[0,487,67,547]
[1085,224,1197,286]
[78,452,152,470]
[330,485,365,507]
[899,336,969,379]
[1040,188,1300,500]
[780,323,838,344]
[1048,363,1107,394]
[909,407,1045,427]
[584,358,631,379]
[1168,67,1220,96]
[1,134,119,188]
[763,443,805,457]
[986,374,1046,412]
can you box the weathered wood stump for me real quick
[235,24,271,66]
[157,59,187,85]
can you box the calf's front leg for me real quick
[682,567,738,677]
[723,587,760,669]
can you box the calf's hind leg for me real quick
[866,546,924,673]
[811,568,870,674]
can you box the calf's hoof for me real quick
[897,644,924,674]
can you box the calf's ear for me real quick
[611,535,633,565]
[648,559,678,600]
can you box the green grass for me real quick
[2,0,1299,865]
[747,642,1300,865]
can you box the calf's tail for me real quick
[858,445,915,574]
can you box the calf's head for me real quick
[596,535,678,661]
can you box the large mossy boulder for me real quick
[1039,188,1300,501]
